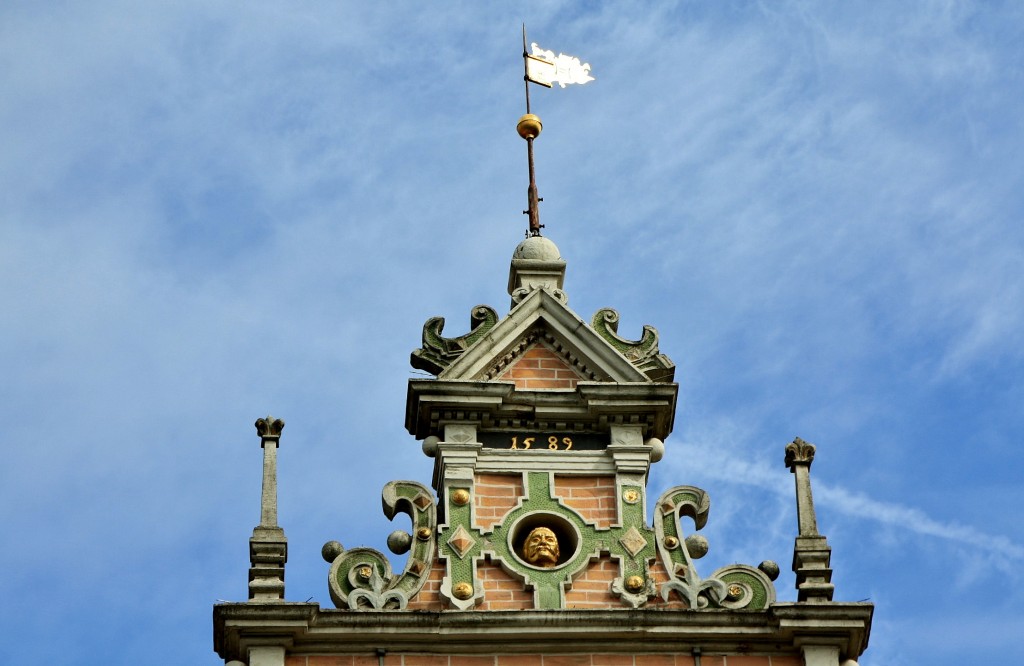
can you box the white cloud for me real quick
[2,3,1022,664]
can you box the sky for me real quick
[2,1,1023,664]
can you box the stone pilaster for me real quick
[248,416,288,602]
[785,437,834,603]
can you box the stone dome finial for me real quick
[508,235,567,308]
[513,236,561,261]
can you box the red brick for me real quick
[403,656,449,666]
[568,581,610,591]
[524,379,575,389]
[481,599,532,610]
[499,344,586,390]
[507,367,552,379]
[636,656,675,666]
[724,659,771,666]
[497,656,543,666]
[591,656,634,666]
[478,496,516,507]
[356,656,396,666]
[543,656,592,666]
[450,657,496,666]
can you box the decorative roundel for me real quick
[507,512,580,570]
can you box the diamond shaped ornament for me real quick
[447,525,477,559]
[619,526,648,557]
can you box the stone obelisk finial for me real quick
[785,437,835,603]
[248,416,287,602]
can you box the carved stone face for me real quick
[523,527,560,567]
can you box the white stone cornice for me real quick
[214,602,873,663]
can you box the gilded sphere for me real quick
[625,575,645,592]
[517,113,543,139]
[453,582,474,600]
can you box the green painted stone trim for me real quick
[438,472,658,609]
[440,486,479,584]
[410,305,499,375]
[718,568,771,610]
[654,485,776,610]
[591,308,675,382]
[325,481,436,610]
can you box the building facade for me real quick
[214,234,872,666]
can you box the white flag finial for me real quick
[527,43,594,89]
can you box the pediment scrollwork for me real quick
[410,305,499,376]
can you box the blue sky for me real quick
[2,2,1022,664]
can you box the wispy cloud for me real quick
[2,3,1022,664]
[673,434,1024,579]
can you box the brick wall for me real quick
[552,475,618,528]
[474,473,524,530]
[477,557,532,610]
[405,558,446,612]
[564,556,619,608]
[285,654,804,666]
[498,344,583,390]
[405,550,697,612]
[646,559,688,610]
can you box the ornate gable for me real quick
[434,289,648,384]
[216,234,871,666]
[215,69,872,666]
[411,236,673,386]
[404,238,679,442]
[383,236,775,612]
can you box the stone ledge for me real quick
[214,603,872,663]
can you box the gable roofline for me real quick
[439,288,649,383]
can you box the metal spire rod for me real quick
[523,25,532,115]
[520,25,543,237]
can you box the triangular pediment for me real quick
[438,289,649,384]
[496,341,587,390]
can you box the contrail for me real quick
[669,439,1024,568]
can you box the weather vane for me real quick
[517,26,594,237]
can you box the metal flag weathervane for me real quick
[517,26,594,237]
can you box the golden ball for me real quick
[517,113,543,139]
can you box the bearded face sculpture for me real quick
[523,526,560,568]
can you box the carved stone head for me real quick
[523,526,560,568]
